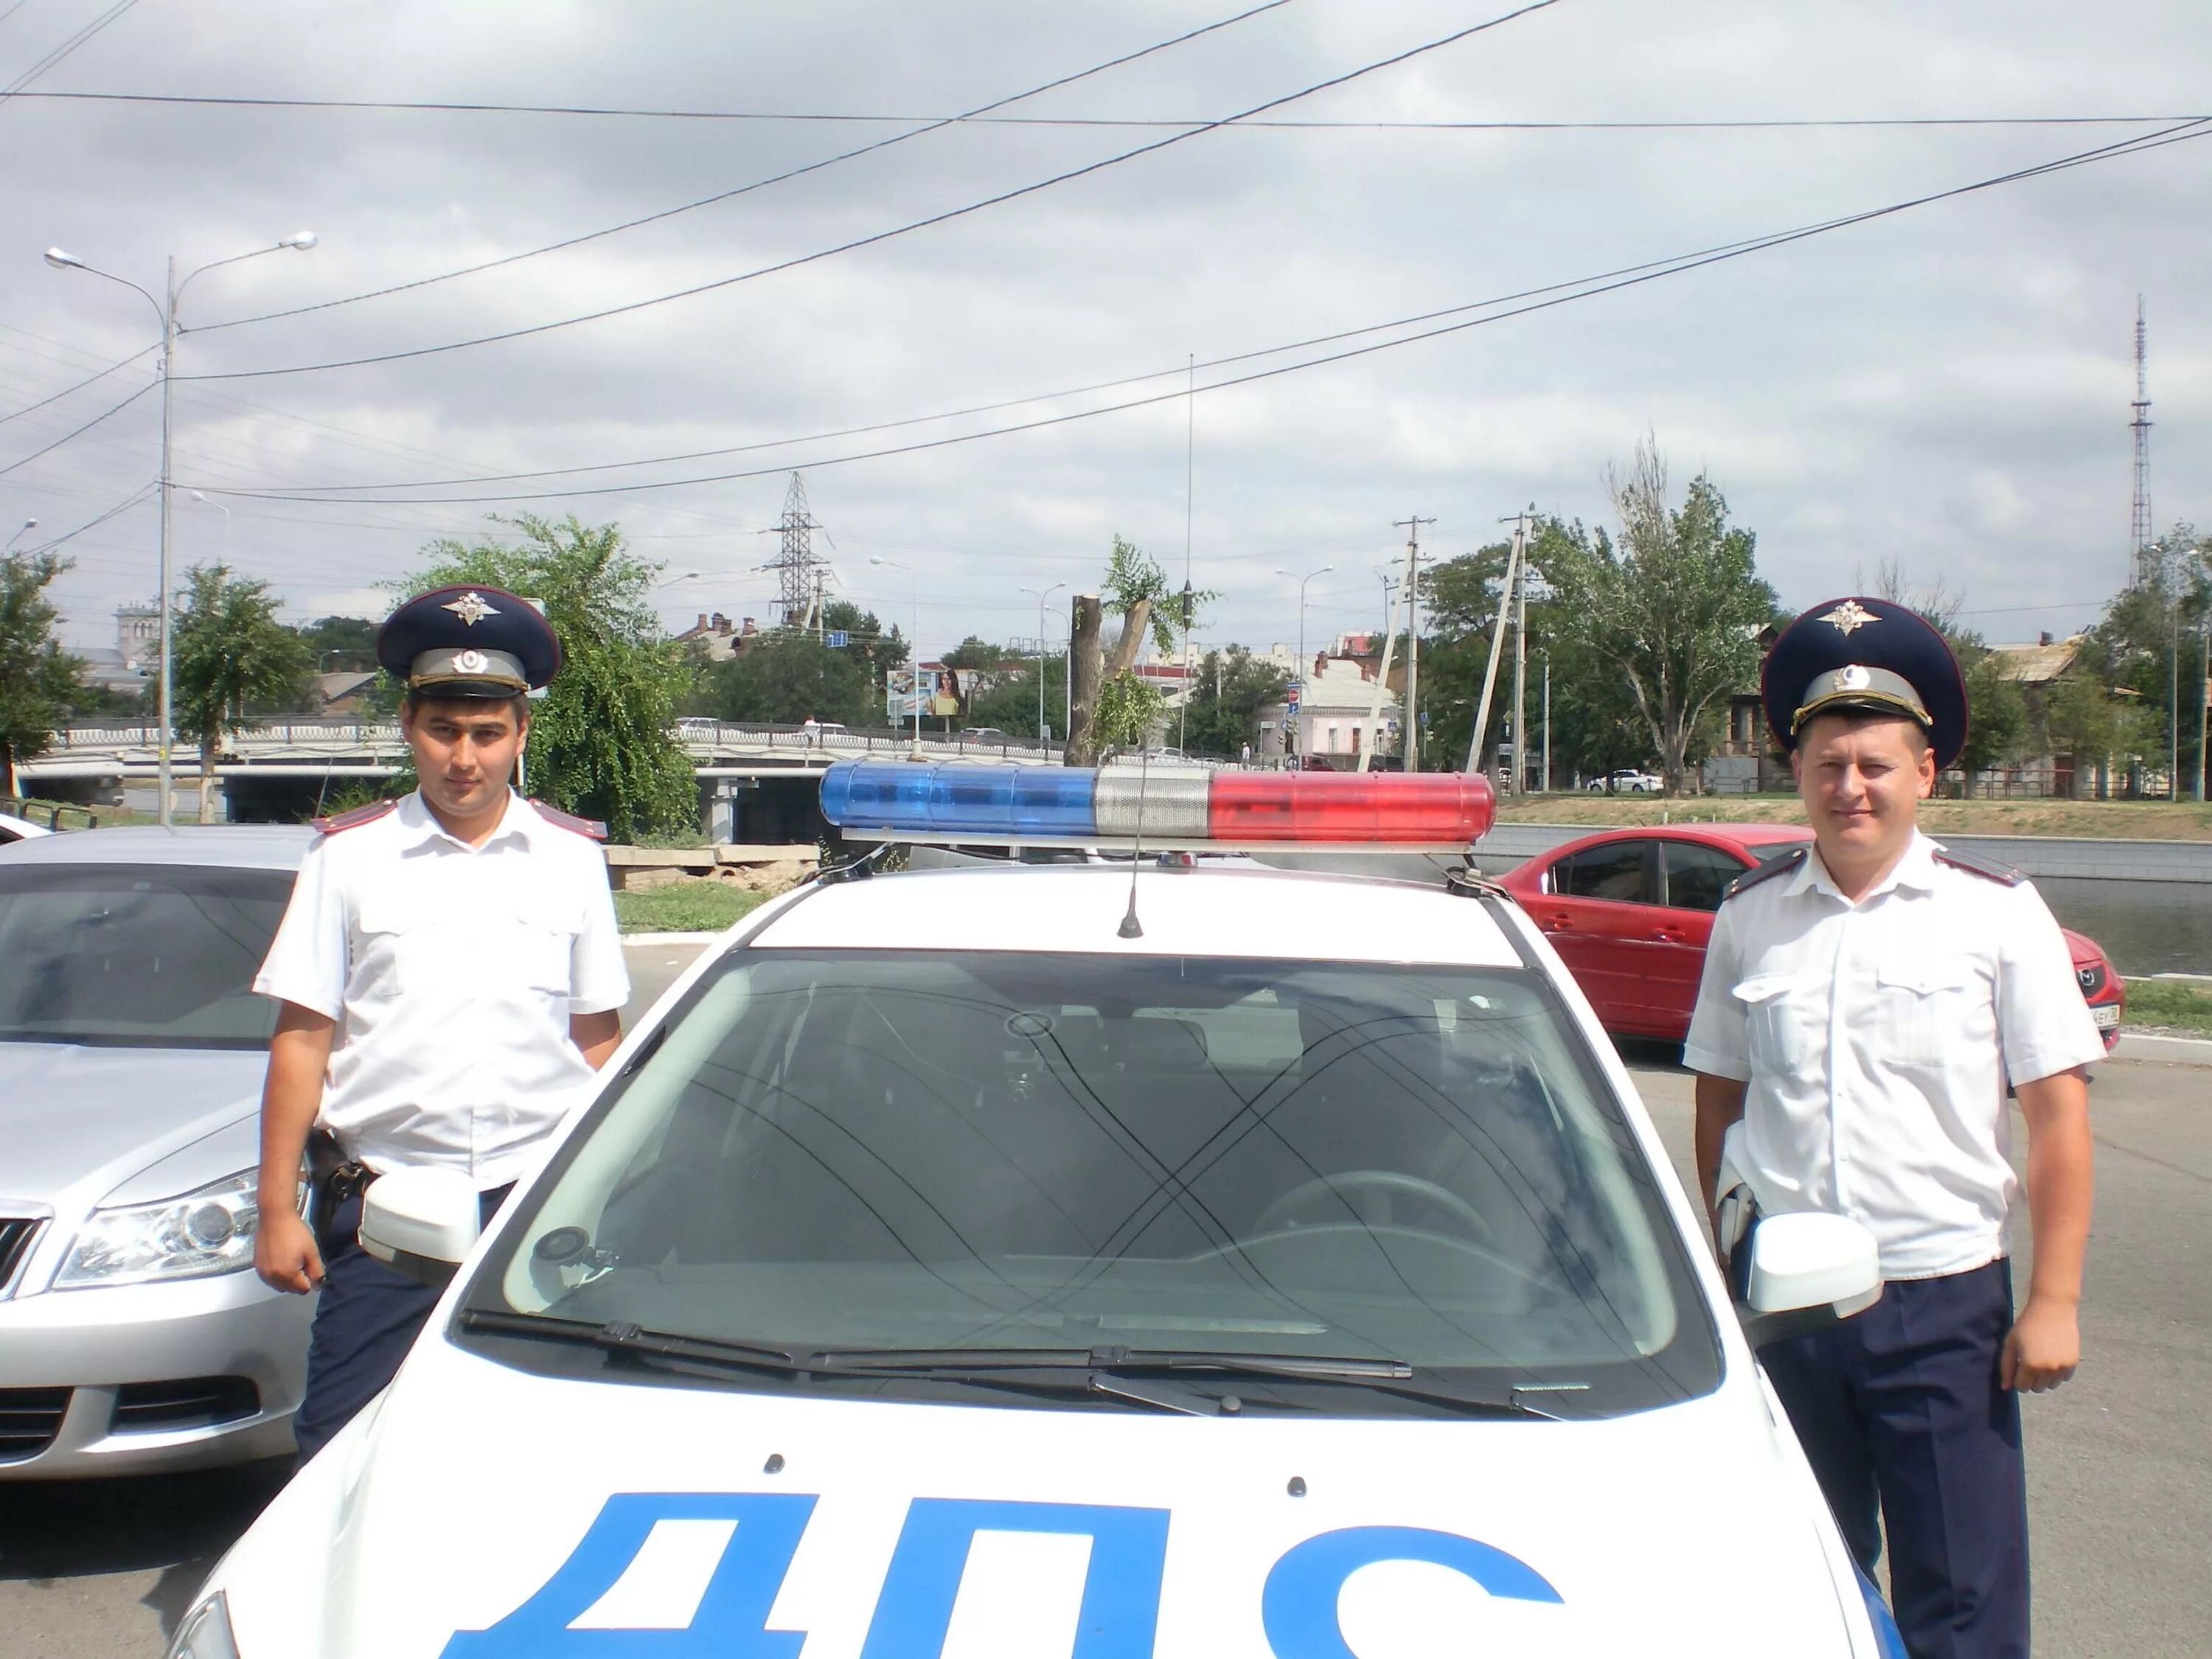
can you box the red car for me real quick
[1495,824,2125,1051]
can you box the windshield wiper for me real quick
[456,1310,806,1376]
[809,1345,1561,1419]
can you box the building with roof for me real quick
[1253,647,1400,765]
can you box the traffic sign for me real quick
[826,630,850,649]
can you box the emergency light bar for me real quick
[819,762,1496,852]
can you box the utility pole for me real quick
[1467,510,1528,776]
[2129,298,2153,588]
[1394,515,1435,771]
[1509,510,1529,794]
[1541,651,1552,793]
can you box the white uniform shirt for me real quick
[1683,830,2104,1280]
[254,791,630,1188]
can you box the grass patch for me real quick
[2120,978,2212,1037]
[613,883,766,935]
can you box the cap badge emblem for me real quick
[1818,600,1878,636]
[455,649,489,674]
[443,591,498,627]
[1837,664,1871,690]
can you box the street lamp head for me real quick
[19,518,35,531]
[282,232,318,251]
[1317,564,1336,576]
[44,247,84,270]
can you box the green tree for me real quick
[297,615,379,673]
[2072,524,2211,794]
[821,599,907,688]
[962,655,1068,739]
[1544,439,1777,794]
[173,563,313,822]
[1180,646,1290,757]
[410,515,696,841]
[701,629,877,727]
[940,636,1009,671]
[1068,536,1217,761]
[0,551,87,798]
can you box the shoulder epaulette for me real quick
[1932,845,2025,886]
[529,799,609,841]
[1723,845,1807,901]
[310,799,397,836]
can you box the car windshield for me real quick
[0,863,293,1049]
[473,949,1717,1415]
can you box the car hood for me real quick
[219,1339,1874,1658]
[0,1042,265,1209]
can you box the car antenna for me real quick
[1119,746,1149,939]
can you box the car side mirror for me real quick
[359,1168,480,1288]
[1738,1212,1882,1347]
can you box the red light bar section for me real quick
[1206,772,1496,844]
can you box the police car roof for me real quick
[755,863,1525,968]
[0,823,313,872]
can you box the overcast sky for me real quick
[4,0,2208,662]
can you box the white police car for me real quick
[172,765,1905,1658]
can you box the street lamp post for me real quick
[1019,582,1065,745]
[1275,563,1333,758]
[47,233,316,824]
[5,518,36,552]
[868,556,922,757]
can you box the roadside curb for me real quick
[619,931,725,946]
[2112,1032,2212,1068]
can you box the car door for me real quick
[1646,840,1758,1037]
[1527,838,1661,1028]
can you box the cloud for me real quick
[3,0,2205,660]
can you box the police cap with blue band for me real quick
[377,585,563,698]
[1761,596,1967,770]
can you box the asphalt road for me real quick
[3,950,2205,1658]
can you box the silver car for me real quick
[0,825,313,1478]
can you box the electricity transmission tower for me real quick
[2132,297,2154,587]
[771,472,825,629]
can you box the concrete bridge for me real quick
[24,719,1064,838]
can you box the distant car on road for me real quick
[0,825,317,1477]
[1587,769,1663,793]
[0,813,53,846]
[1496,823,2125,1049]
[959,726,1012,745]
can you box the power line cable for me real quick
[192,0,1297,335]
[197,116,2210,507]
[19,481,156,556]
[181,0,1565,376]
[0,1,38,29]
[0,380,154,478]
[0,341,157,429]
[220,116,2211,501]
[0,0,140,100]
[12,89,2201,131]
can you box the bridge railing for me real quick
[49,719,1063,762]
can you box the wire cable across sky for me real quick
[189,116,2211,508]
[177,0,1566,378]
[189,0,1300,335]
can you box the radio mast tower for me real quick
[771,472,825,629]
[2131,297,2154,586]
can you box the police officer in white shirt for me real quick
[251,585,630,1462]
[1685,597,2102,1659]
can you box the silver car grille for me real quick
[0,1217,41,1295]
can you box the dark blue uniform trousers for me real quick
[291,1183,511,1466]
[1759,1258,2028,1659]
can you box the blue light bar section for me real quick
[820,762,1099,838]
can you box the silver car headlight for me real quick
[57,1172,263,1289]
[168,1590,240,1659]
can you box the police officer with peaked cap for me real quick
[1683,597,2102,1658]
[251,585,630,1462]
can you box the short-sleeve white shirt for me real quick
[254,790,630,1188]
[1683,830,2104,1280]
